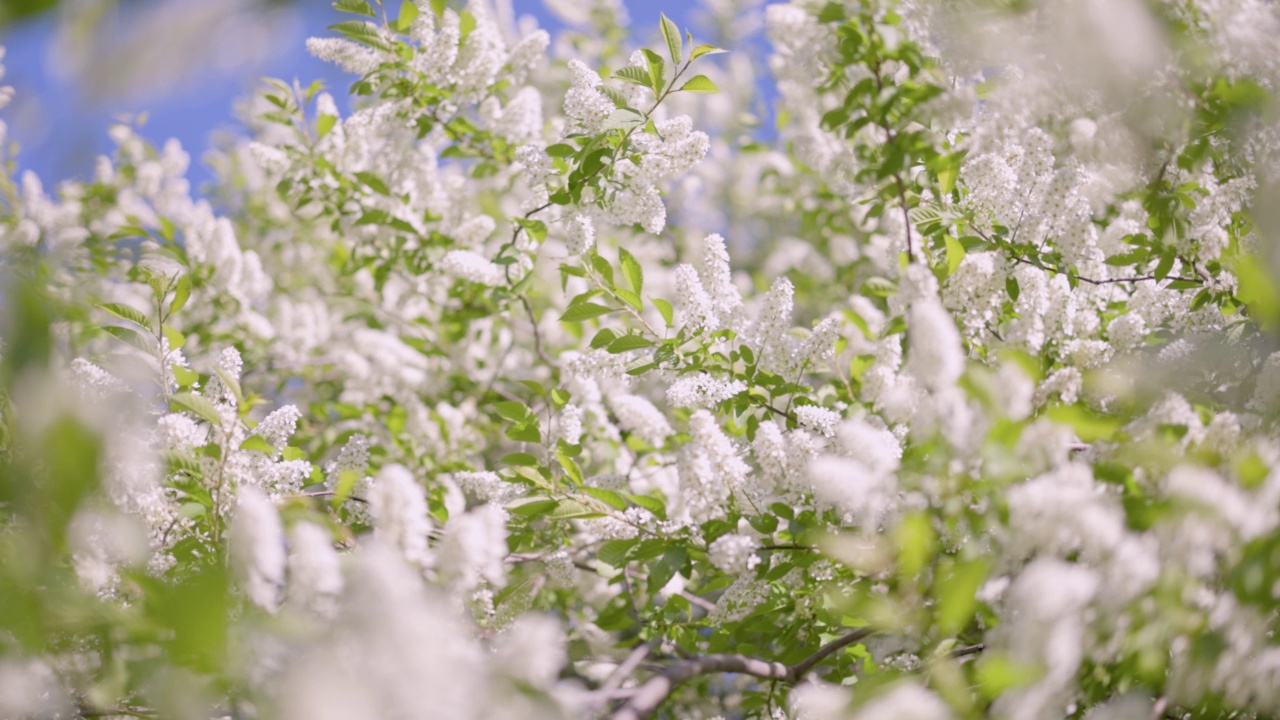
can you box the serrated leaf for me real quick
[494,400,532,423]
[613,65,654,89]
[328,21,389,50]
[355,171,390,195]
[508,497,559,517]
[690,44,727,61]
[506,422,542,443]
[618,247,643,293]
[502,452,540,466]
[396,0,419,31]
[171,393,223,426]
[560,303,616,322]
[169,275,192,316]
[102,324,152,353]
[678,75,718,93]
[213,366,243,406]
[627,493,667,520]
[607,334,654,353]
[603,107,646,131]
[945,236,966,276]
[598,538,638,567]
[99,302,152,330]
[652,298,674,327]
[641,48,666,91]
[590,254,615,287]
[583,486,628,511]
[614,287,643,312]
[548,498,603,520]
[660,13,683,64]
[333,0,375,16]
[546,143,577,158]
[240,435,275,454]
[647,546,687,593]
[590,328,619,349]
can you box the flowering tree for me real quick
[3,0,1280,717]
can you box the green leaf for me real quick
[613,65,654,89]
[171,393,223,426]
[1233,253,1280,329]
[689,44,727,61]
[506,422,542,443]
[1154,249,1175,281]
[618,247,643,293]
[317,112,337,139]
[212,366,243,406]
[583,486,628,511]
[173,366,199,388]
[551,388,571,408]
[560,303,616,322]
[333,0,376,16]
[508,497,559,517]
[548,498,603,520]
[660,13,683,64]
[282,447,306,461]
[430,0,446,16]
[102,324,152,353]
[1005,276,1020,302]
[936,558,989,635]
[355,171,390,195]
[169,275,192,316]
[607,334,654,353]
[603,107,646,131]
[239,435,275,454]
[647,546,687,593]
[590,254,615,288]
[328,20,389,50]
[945,236,966,276]
[396,0,419,31]
[163,324,186,350]
[678,75,718,94]
[598,538,638,568]
[652,298,675,327]
[502,452,540,466]
[1046,403,1122,443]
[99,302,152,330]
[641,48,666,90]
[629,489,670,517]
[546,143,577,158]
[590,328,618,349]
[614,288,644,312]
[494,400,532,424]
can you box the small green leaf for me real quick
[102,325,152,353]
[607,334,654,353]
[652,298,674,327]
[598,538,638,567]
[396,0,419,31]
[560,303,616,322]
[678,75,718,93]
[627,494,667,520]
[546,143,577,157]
[171,393,223,426]
[647,546,687,593]
[660,13,683,64]
[614,288,643,312]
[689,44,727,61]
[99,302,152,330]
[590,328,618,349]
[613,65,654,89]
[603,107,646,131]
[945,236,966,276]
[333,0,375,16]
[240,435,275,454]
[583,486,628,511]
[494,401,532,424]
[508,497,559,517]
[619,247,643,293]
[355,171,390,195]
[169,275,192,316]
[502,452,540,466]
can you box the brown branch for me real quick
[1008,255,1201,286]
[610,627,874,720]
[949,643,984,658]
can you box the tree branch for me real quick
[610,627,874,720]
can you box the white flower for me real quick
[230,487,287,612]
[666,373,746,408]
[795,405,840,437]
[370,464,433,568]
[708,533,761,574]
[565,213,595,255]
[440,250,505,287]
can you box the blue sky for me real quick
[1,0,702,190]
